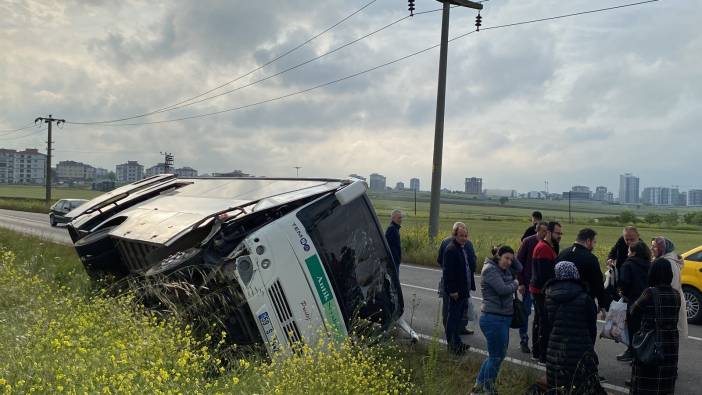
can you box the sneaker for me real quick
[520,343,531,354]
[625,380,631,387]
[469,384,485,395]
[598,375,607,383]
[450,342,470,355]
[460,328,475,335]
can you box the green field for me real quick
[0,184,101,200]
[371,195,702,268]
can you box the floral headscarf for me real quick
[555,261,580,281]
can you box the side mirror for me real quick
[335,180,367,205]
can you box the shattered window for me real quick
[297,194,402,330]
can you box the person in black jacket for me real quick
[616,240,652,362]
[557,228,611,312]
[545,261,606,395]
[606,226,641,271]
[521,210,543,241]
[385,209,402,273]
[442,226,471,354]
[437,222,477,334]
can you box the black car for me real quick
[49,199,88,226]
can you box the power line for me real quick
[0,123,37,135]
[68,6,449,126]
[0,128,46,141]
[67,0,379,125]
[66,0,658,128]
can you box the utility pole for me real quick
[35,115,64,203]
[160,152,174,173]
[568,191,573,224]
[294,166,301,177]
[428,0,483,238]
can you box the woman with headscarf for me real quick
[545,261,606,395]
[651,237,688,338]
[629,258,681,394]
[616,240,652,362]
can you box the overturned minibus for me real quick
[65,175,412,355]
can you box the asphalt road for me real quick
[398,263,702,395]
[0,209,72,245]
[1,209,699,393]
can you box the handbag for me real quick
[632,287,665,365]
[510,292,526,329]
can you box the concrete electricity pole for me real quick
[35,115,65,203]
[428,0,483,238]
[294,166,301,177]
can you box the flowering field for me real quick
[0,227,536,394]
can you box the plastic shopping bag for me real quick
[600,299,629,346]
[464,297,477,322]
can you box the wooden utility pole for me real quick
[35,115,64,203]
[428,0,483,238]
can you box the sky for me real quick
[1,0,700,194]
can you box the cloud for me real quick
[1,0,701,195]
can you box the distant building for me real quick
[642,187,677,206]
[174,166,198,178]
[677,191,688,207]
[395,182,405,191]
[0,148,46,184]
[56,160,96,181]
[369,173,386,192]
[605,192,614,202]
[145,163,172,177]
[619,173,640,204]
[212,170,251,177]
[593,186,608,201]
[92,180,115,192]
[409,178,420,192]
[348,174,367,182]
[94,167,109,179]
[484,188,517,198]
[563,191,591,200]
[116,161,144,183]
[465,177,482,194]
[527,191,545,199]
[688,190,702,206]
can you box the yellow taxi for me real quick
[682,245,702,324]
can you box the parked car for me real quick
[682,245,702,324]
[65,175,414,355]
[49,199,88,226]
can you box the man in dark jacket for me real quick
[442,226,471,354]
[521,210,543,241]
[530,221,562,363]
[437,222,477,334]
[557,228,612,313]
[385,209,402,273]
[606,226,640,271]
[516,222,547,354]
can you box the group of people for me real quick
[384,210,687,395]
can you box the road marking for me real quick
[401,282,702,342]
[413,332,629,394]
[403,263,482,277]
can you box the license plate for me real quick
[257,311,278,351]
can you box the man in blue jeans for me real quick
[442,226,471,354]
[516,222,547,354]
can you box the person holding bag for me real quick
[616,240,652,362]
[545,261,606,395]
[629,258,681,394]
[471,246,522,395]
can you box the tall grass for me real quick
[0,197,50,213]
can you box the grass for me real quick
[373,198,702,269]
[0,184,101,200]
[0,227,537,394]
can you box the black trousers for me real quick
[445,297,467,350]
[532,293,550,361]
